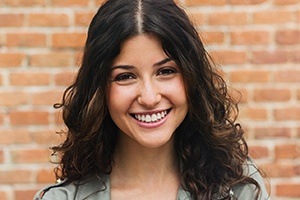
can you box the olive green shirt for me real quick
[34,161,270,200]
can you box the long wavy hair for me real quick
[53,0,262,199]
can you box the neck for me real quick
[111,134,179,186]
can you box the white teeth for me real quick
[134,110,168,123]
[151,114,157,121]
[157,113,161,119]
[145,115,151,122]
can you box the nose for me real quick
[137,80,161,108]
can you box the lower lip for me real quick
[134,113,169,129]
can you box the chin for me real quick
[137,135,174,149]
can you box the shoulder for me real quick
[33,179,75,200]
[232,158,270,200]
[34,174,110,200]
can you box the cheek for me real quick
[165,77,187,104]
[106,85,135,114]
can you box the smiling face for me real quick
[106,34,188,149]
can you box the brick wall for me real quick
[0,0,299,199]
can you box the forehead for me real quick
[112,34,166,65]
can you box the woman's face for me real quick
[106,34,188,148]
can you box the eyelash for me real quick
[114,73,135,82]
[113,67,178,83]
[157,67,177,76]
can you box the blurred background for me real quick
[0,0,299,199]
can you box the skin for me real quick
[106,34,188,199]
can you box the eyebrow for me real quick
[111,58,172,71]
[153,58,172,67]
[111,65,134,71]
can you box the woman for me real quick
[34,0,270,199]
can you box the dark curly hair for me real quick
[52,0,263,199]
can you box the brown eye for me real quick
[157,68,177,76]
[114,73,136,82]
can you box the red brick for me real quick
[208,12,248,25]
[52,32,86,48]
[37,168,56,183]
[0,113,4,125]
[4,0,45,6]
[0,33,5,47]
[274,107,300,121]
[200,31,225,44]
[230,70,269,83]
[261,163,297,177]
[11,148,49,163]
[51,0,89,6]
[231,31,269,45]
[54,110,64,125]
[0,150,3,163]
[185,0,227,6]
[6,32,46,47]
[54,71,76,86]
[9,111,49,125]
[229,88,248,103]
[0,170,32,183]
[251,50,289,64]
[274,70,300,82]
[0,91,29,106]
[240,107,268,120]
[29,51,72,67]
[75,11,95,27]
[0,130,32,144]
[15,190,39,200]
[211,50,247,64]
[253,88,291,102]
[0,36,4,48]
[293,50,300,62]
[248,145,269,159]
[94,0,106,5]
[28,13,69,27]
[187,12,205,27]
[295,164,300,175]
[0,53,25,68]
[74,50,84,66]
[31,130,64,145]
[0,14,24,27]
[274,0,300,5]
[230,0,267,4]
[253,127,292,139]
[10,72,50,86]
[0,191,8,200]
[276,30,300,45]
[31,90,64,105]
[276,183,300,197]
[275,143,300,159]
[253,11,293,24]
